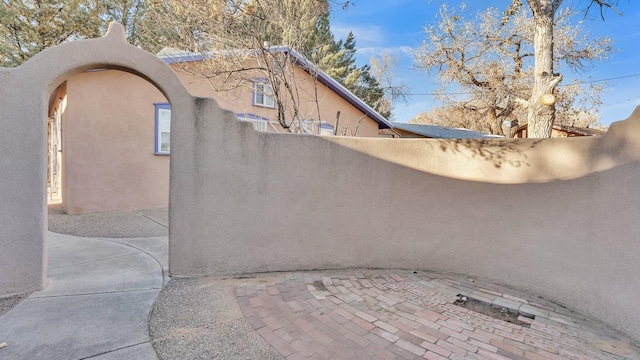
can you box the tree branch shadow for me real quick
[439,139,543,169]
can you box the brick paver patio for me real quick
[236,271,640,360]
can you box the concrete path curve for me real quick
[0,232,168,359]
[2,208,640,360]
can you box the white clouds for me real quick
[331,24,386,47]
[326,0,640,125]
[332,22,417,68]
[332,22,416,63]
[357,46,413,57]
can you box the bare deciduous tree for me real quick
[410,107,486,131]
[141,0,354,132]
[369,51,409,121]
[504,0,624,137]
[414,2,613,136]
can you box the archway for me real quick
[0,23,194,296]
[48,69,171,216]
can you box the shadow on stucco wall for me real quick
[437,138,542,169]
[1,22,639,344]
[169,98,640,344]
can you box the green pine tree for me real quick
[0,0,103,67]
[1,0,153,67]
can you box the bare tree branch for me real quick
[414,2,613,136]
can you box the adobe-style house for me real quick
[48,47,392,214]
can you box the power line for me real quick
[405,91,470,96]
[567,73,640,85]
[602,96,640,108]
[403,73,640,96]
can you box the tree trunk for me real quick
[488,107,505,136]
[526,1,562,138]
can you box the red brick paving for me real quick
[236,271,640,359]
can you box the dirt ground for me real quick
[0,294,29,317]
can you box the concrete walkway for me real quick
[0,232,168,359]
[47,205,169,238]
[2,208,640,359]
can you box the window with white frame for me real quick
[155,103,171,155]
[253,80,275,108]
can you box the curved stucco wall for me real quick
[170,100,640,343]
[1,22,638,344]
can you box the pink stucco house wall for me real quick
[48,50,392,214]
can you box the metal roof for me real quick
[391,122,502,139]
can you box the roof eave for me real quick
[159,48,393,130]
[285,49,393,130]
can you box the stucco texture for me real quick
[62,70,169,214]
[0,23,194,295]
[169,103,640,343]
[57,54,379,214]
[1,23,639,344]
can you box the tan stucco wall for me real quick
[2,23,640,344]
[0,23,195,296]
[62,70,169,214]
[170,100,640,344]
[57,58,379,213]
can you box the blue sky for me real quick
[330,0,640,125]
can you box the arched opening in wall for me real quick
[46,69,171,238]
[47,86,64,207]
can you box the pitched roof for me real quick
[391,122,502,139]
[158,47,393,129]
